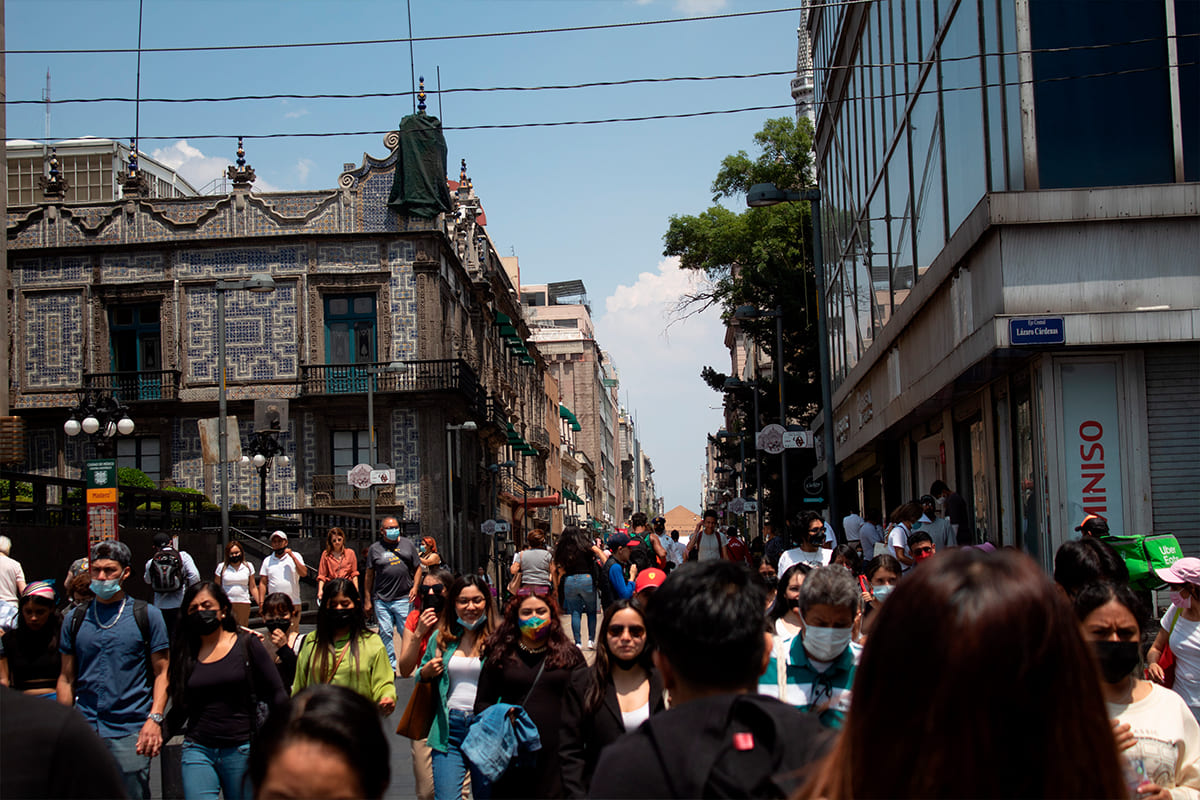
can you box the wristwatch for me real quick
[147,712,164,724]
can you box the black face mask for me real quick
[228,554,243,563]
[809,533,826,546]
[264,620,290,634]
[187,609,223,635]
[272,547,287,557]
[327,608,356,629]
[422,592,445,614]
[1093,640,1141,684]
[787,597,801,611]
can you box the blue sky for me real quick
[7,0,804,511]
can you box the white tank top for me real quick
[620,702,651,731]
[446,654,482,712]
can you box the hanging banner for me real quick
[1061,362,1124,535]
[86,458,119,548]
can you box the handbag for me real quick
[1148,608,1181,688]
[396,643,442,739]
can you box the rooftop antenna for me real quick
[134,0,144,156]
[407,0,416,113]
[437,65,443,119]
[42,70,50,159]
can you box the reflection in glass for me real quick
[941,6,987,234]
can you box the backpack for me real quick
[1099,533,1183,590]
[149,547,184,593]
[68,598,154,687]
[597,556,621,610]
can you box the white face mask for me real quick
[801,620,853,662]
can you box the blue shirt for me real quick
[607,561,634,600]
[60,597,169,739]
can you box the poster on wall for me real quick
[1060,362,1124,536]
[85,458,119,549]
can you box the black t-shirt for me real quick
[558,548,594,576]
[367,539,420,601]
[184,634,288,747]
[0,628,61,691]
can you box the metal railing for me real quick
[84,370,181,403]
[529,425,550,451]
[300,359,480,400]
[310,475,401,508]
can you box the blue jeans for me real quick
[103,733,151,800]
[181,740,251,800]
[562,574,597,646]
[374,595,411,671]
[432,709,488,800]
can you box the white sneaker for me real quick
[586,640,595,650]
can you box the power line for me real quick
[5,6,809,55]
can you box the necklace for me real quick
[93,597,127,630]
[518,638,548,654]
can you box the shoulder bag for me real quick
[1148,608,1181,688]
[397,641,442,739]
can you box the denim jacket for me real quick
[461,702,542,783]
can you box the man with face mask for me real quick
[257,531,308,608]
[364,516,420,673]
[777,512,833,574]
[56,540,170,799]
[768,565,860,729]
[908,531,937,566]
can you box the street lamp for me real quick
[733,303,788,524]
[725,376,764,543]
[744,182,838,535]
[366,361,407,534]
[487,460,518,593]
[446,420,478,570]
[216,273,276,549]
[64,391,136,456]
[241,430,290,530]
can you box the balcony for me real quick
[484,394,510,431]
[310,475,399,508]
[84,370,181,403]
[300,360,482,412]
[529,425,550,452]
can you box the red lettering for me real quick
[1080,443,1104,462]
[1080,421,1103,441]
[1082,473,1105,495]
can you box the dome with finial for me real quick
[226,135,257,190]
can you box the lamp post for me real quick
[745,182,838,534]
[216,273,276,550]
[64,392,136,457]
[240,430,290,531]
[733,304,788,524]
[366,361,407,535]
[445,420,478,570]
[487,460,517,595]
[725,376,764,544]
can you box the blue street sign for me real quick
[1009,317,1065,346]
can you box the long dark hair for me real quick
[312,578,369,682]
[553,527,592,570]
[585,599,653,714]
[768,563,812,622]
[799,548,1126,799]
[435,574,497,650]
[481,589,583,672]
[168,581,239,706]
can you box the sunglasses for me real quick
[608,624,646,638]
[516,586,552,598]
[422,584,444,595]
[912,546,934,556]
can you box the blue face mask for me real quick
[872,584,894,601]
[458,615,485,631]
[384,528,401,542]
[90,578,122,601]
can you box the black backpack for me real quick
[149,547,184,593]
[597,556,621,611]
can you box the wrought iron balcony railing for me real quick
[84,370,181,403]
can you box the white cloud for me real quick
[149,139,279,193]
[283,108,310,120]
[296,158,315,183]
[675,0,728,15]
[596,257,726,510]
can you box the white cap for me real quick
[270,530,288,542]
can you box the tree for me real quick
[664,117,820,521]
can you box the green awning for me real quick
[559,405,582,432]
[520,356,536,366]
[563,488,583,504]
[499,325,518,338]
[495,312,512,326]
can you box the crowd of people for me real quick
[2,497,1199,800]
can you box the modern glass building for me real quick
[808,0,1199,564]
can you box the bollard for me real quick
[160,735,185,799]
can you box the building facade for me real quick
[808,0,1200,564]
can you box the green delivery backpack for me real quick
[1100,533,1184,590]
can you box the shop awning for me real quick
[559,404,582,432]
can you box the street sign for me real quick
[1009,316,1065,346]
[86,458,119,547]
[369,469,395,486]
[495,521,511,534]
[757,424,786,454]
[802,476,826,505]
[481,520,496,535]
[783,431,814,449]
[347,463,373,489]
[198,416,243,464]
[743,500,758,512]
[728,497,746,515]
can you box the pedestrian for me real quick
[886,502,922,572]
[57,540,170,800]
[145,532,202,635]
[798,548,1126,798]
[398,567,455,800]
[762,519,786,569]
[724,526,753,566]
[560,599,666,798]
[293,578,396,716]
[1053,537,1129,599]
[601,532,638,603]
[857,509,885,560]
[830,544,861,575]
[475,586,585,798]
[1148,558,1200,722]
[249,684,391,800]
[590,561,830,799]
[914,494,956,551]
[842,508,865,555]
[63,556,93,610]
[663,529,686,571]
[511,528,553,593]
[633,566,666,606]
[215,540,259,628]
[317,527,358,604]
[777,511,833,573]
[685,509,730,562]
[754,557,779,609]
[857,554,901,641]
[930,479,973,544]
[763,563,811,666]
[419,536,444,572]
[1076,514,1112,538]
[168,581,287,800]
[762,566,860,729]
[0,580,62,697]
[1074,580,1200,797]
[257,531,307,616]
[363,516,420,673]
[554,527,599,649]
[417,574,497,800]
[258,592,301,691]
[0,535,28,631]
[907,531,937,567]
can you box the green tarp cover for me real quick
[387,113,453,219]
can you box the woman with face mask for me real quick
[475,587,585,798]
[293,578,397,717]
[765,563,812,654]
[0,581,62,697]
[1076,580,1200,799]
[167,581,287,800]
[214,541,258,628]
[416,574,497,800]
[1149,559,1200,725]
[257,592,301,691]
[858,555,902,642]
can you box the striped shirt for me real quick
[758,632,860,729]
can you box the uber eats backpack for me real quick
[1100,533,1183,590]
[149,547,184,593]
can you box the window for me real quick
[324,295,376,365]
[117,437,161,483]
[109,304,162,401]
[331,430,371,475]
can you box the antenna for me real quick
[407,0,416,114]
[42,70,51,160]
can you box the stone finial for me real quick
[226,136,257,190]
[122,139,148,197]
[418,76,426,113]
[39,146,68,200]
[460,158,467,184]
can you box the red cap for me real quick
[635,567,666,593]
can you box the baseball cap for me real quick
[635,567,666,593]
[269,530,288,543]
[1075,515,1110,536]
[1156,558,1200,586]
[608,533,632,549]
[152,532,171,548]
